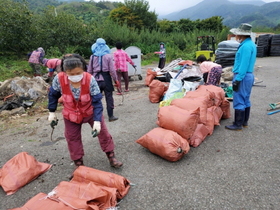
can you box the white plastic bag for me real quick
[163,79,183,101]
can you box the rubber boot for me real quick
[107,108,118,122]
[243,107,250,127]
[225,109,245,130]
[106,151,123,168]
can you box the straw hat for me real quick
[230,23,252,36]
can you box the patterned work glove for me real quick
[92,121,101,138]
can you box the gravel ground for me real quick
[1,57,280,210]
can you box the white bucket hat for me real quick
[230,23,252,36]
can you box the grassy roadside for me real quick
[0,55,158,82]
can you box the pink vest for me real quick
[28,51,41,63]
[46,59,61,69]
[59,72,93,124]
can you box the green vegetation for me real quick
[0,0,279,82]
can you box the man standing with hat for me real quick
[225,23,257,131]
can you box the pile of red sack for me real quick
[0,152,131,210]
[137,84,231,162]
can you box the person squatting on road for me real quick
[27,47,45,76]
[88,38,120,122]
[196,55,223,86]
[154,42,166,69]
[113,42,136,95]
[47,53,123,168]
[43,58,62,78]
[225,23,257,131]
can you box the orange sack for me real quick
[0,152,52,195]
[184,88,216,108]
[178,60,193,66]
[157,105,200,141]
[189,123,210,147]
[220,98,231,119]
[136,127,190,162]
[145,68,157,86]
[70,166,130,200]
[48,181,116,210]
[171,97,208,125]
[9,192,75,210]
[195,85,225,106]
[149,80,169,103]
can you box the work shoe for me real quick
[73,158,84,167]
[109,116,118,122]
[225,124,243,130]
[69,158,84,180]
[106,152,123,168]
[243,122,248,127]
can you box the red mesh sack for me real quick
[184,88,215,108]
[145,68,157,86]
[136,127,190,162]
[220,98,231,119]
[211,106,223,125]
[205,107,216,135]
[9,193,75,210]
[70,166,130,200]
[48,181,116,210]
[189,124,210,147]
[157,105,200,141]
[196,85,225,106]
[149,80,169,103]
[0,152,52,195]
[171,97,208,125]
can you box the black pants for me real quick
[158,58,166,69]
[97,81,114,111]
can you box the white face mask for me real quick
[68,74,83,83]
[236,39,242,43]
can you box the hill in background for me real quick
[159,0,280,28]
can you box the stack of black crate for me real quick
[269,34,280,56]
[256,34,272,58]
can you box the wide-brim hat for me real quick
[230,23,252,36]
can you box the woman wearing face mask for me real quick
[47,54,123,168]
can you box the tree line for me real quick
[1,0,228,61]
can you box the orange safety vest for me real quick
[58,72,93,124]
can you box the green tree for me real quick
[110,0,157,30]
[157,19,173,33]
[33,7,91,55]
[178,19,195,32]
[197,16,224,32]
[109,6,143,28]
[124,0,157,30]
[0,0,33,55]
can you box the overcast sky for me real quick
[107,0,280,15]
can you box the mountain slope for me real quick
[160,0,280,27]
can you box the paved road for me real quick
[1,57,280,209]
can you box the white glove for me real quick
[92,121,101,137]
[48,112,57,122]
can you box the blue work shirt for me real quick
[232,38,257,82]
